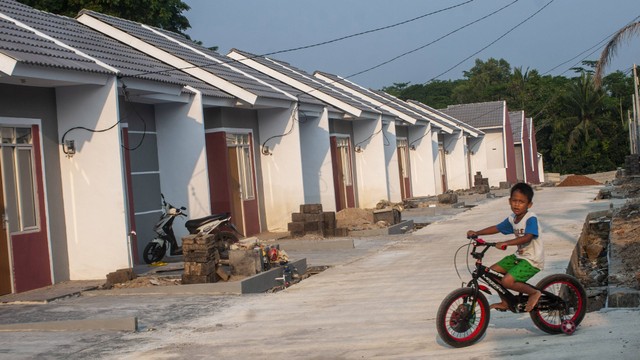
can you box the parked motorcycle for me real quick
[142,194,241,264]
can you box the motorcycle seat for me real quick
[185,213,229,233]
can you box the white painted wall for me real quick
[156,90,210,241]
[353,117,388,208]
[258,104,305,231]
[483,130,507,187]
[56,77,130,279]
[443,131,468,190]
[408,123,437,196]
[299,107,336,211]
[384,121,401,202]
[468,136,488,184]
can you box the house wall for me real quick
[482,129,507,187]
[155,92,210,241]
[0,84,67,282]
[408,123,437,196]
[443,131,468,190]
[385,121,401,202]
[299,107,336,211]
[515,145,524,182]
[353,117,388,208]
[468,136,486,187]
[56,78,130,279]
[257,105,305,231]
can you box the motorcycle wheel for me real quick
[214,231,239,259]
[142,241,166,264]
[530,274,587,334]
[436,287,490,348]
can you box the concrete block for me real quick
[291,213,305,222]
[304,213,324,222]
[229,249,261,276]
[182,233,214,246]
[287,221,305,232]
[437,193,458,204]
[334,228,349,237]
[300,204,323,214]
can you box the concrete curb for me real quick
[0,317,138,332]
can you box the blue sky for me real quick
[183,0,640,89]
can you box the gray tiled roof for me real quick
[0,0,230,98]
[0,2,108,74]
[81,10,307,103]
[405,100,483,136]
[442,101,505,129]
[230,49,383,116]
[313,71,420,122]
[509,111,523,143]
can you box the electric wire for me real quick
[427,0,555,82]
[131,0,476,78]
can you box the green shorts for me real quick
[496,254,540,283]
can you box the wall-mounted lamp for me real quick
[261,145,273,156]
[354,145,363,153]
[444,150,450,155]
[409,145,416,151]
[64,140,76,158]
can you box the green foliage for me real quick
[18,0,191,36]
[381,58,632,175]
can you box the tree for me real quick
[562,72,606,149]
[451,58,512,103]
[594,20,640,86]
[18,0,192,37]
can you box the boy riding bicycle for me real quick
[467,183,543,312]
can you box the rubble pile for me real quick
[558,175,602,187]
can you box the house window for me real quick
[1,127,38,232]
[226,133,255,200]
[336,137,352,186]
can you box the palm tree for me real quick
[594,21,640,87]
[563,72,605,149]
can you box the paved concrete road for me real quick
[1,186,638,359]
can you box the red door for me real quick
[0,125,51,293]
[206,131,260,236]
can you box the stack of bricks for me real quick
[474,172,490,193]
[181,233,220,284]
[288,204,343,237]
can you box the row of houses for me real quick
[0,0,542,294]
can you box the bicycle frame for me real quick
[465,239,569,314]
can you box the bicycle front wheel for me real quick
[436,287,490,348]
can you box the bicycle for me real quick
[436,236,587,348]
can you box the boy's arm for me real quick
[496,233,534,250]
[467,226,500,238]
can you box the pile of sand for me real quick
[558,175,602,187]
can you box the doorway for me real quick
[330,136,356,211]
[397,138,411,199]
[0,125,51,294]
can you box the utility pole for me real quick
[633,64,640,154]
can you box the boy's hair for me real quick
[510,183,534,202]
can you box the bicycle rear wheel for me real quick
[436,287,490,347]
[530,274,587,334]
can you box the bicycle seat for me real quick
[185,213,229,233]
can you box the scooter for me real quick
[142,194,241,264]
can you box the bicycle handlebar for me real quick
[467,236,506,250]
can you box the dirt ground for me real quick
[558,174,602,186]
